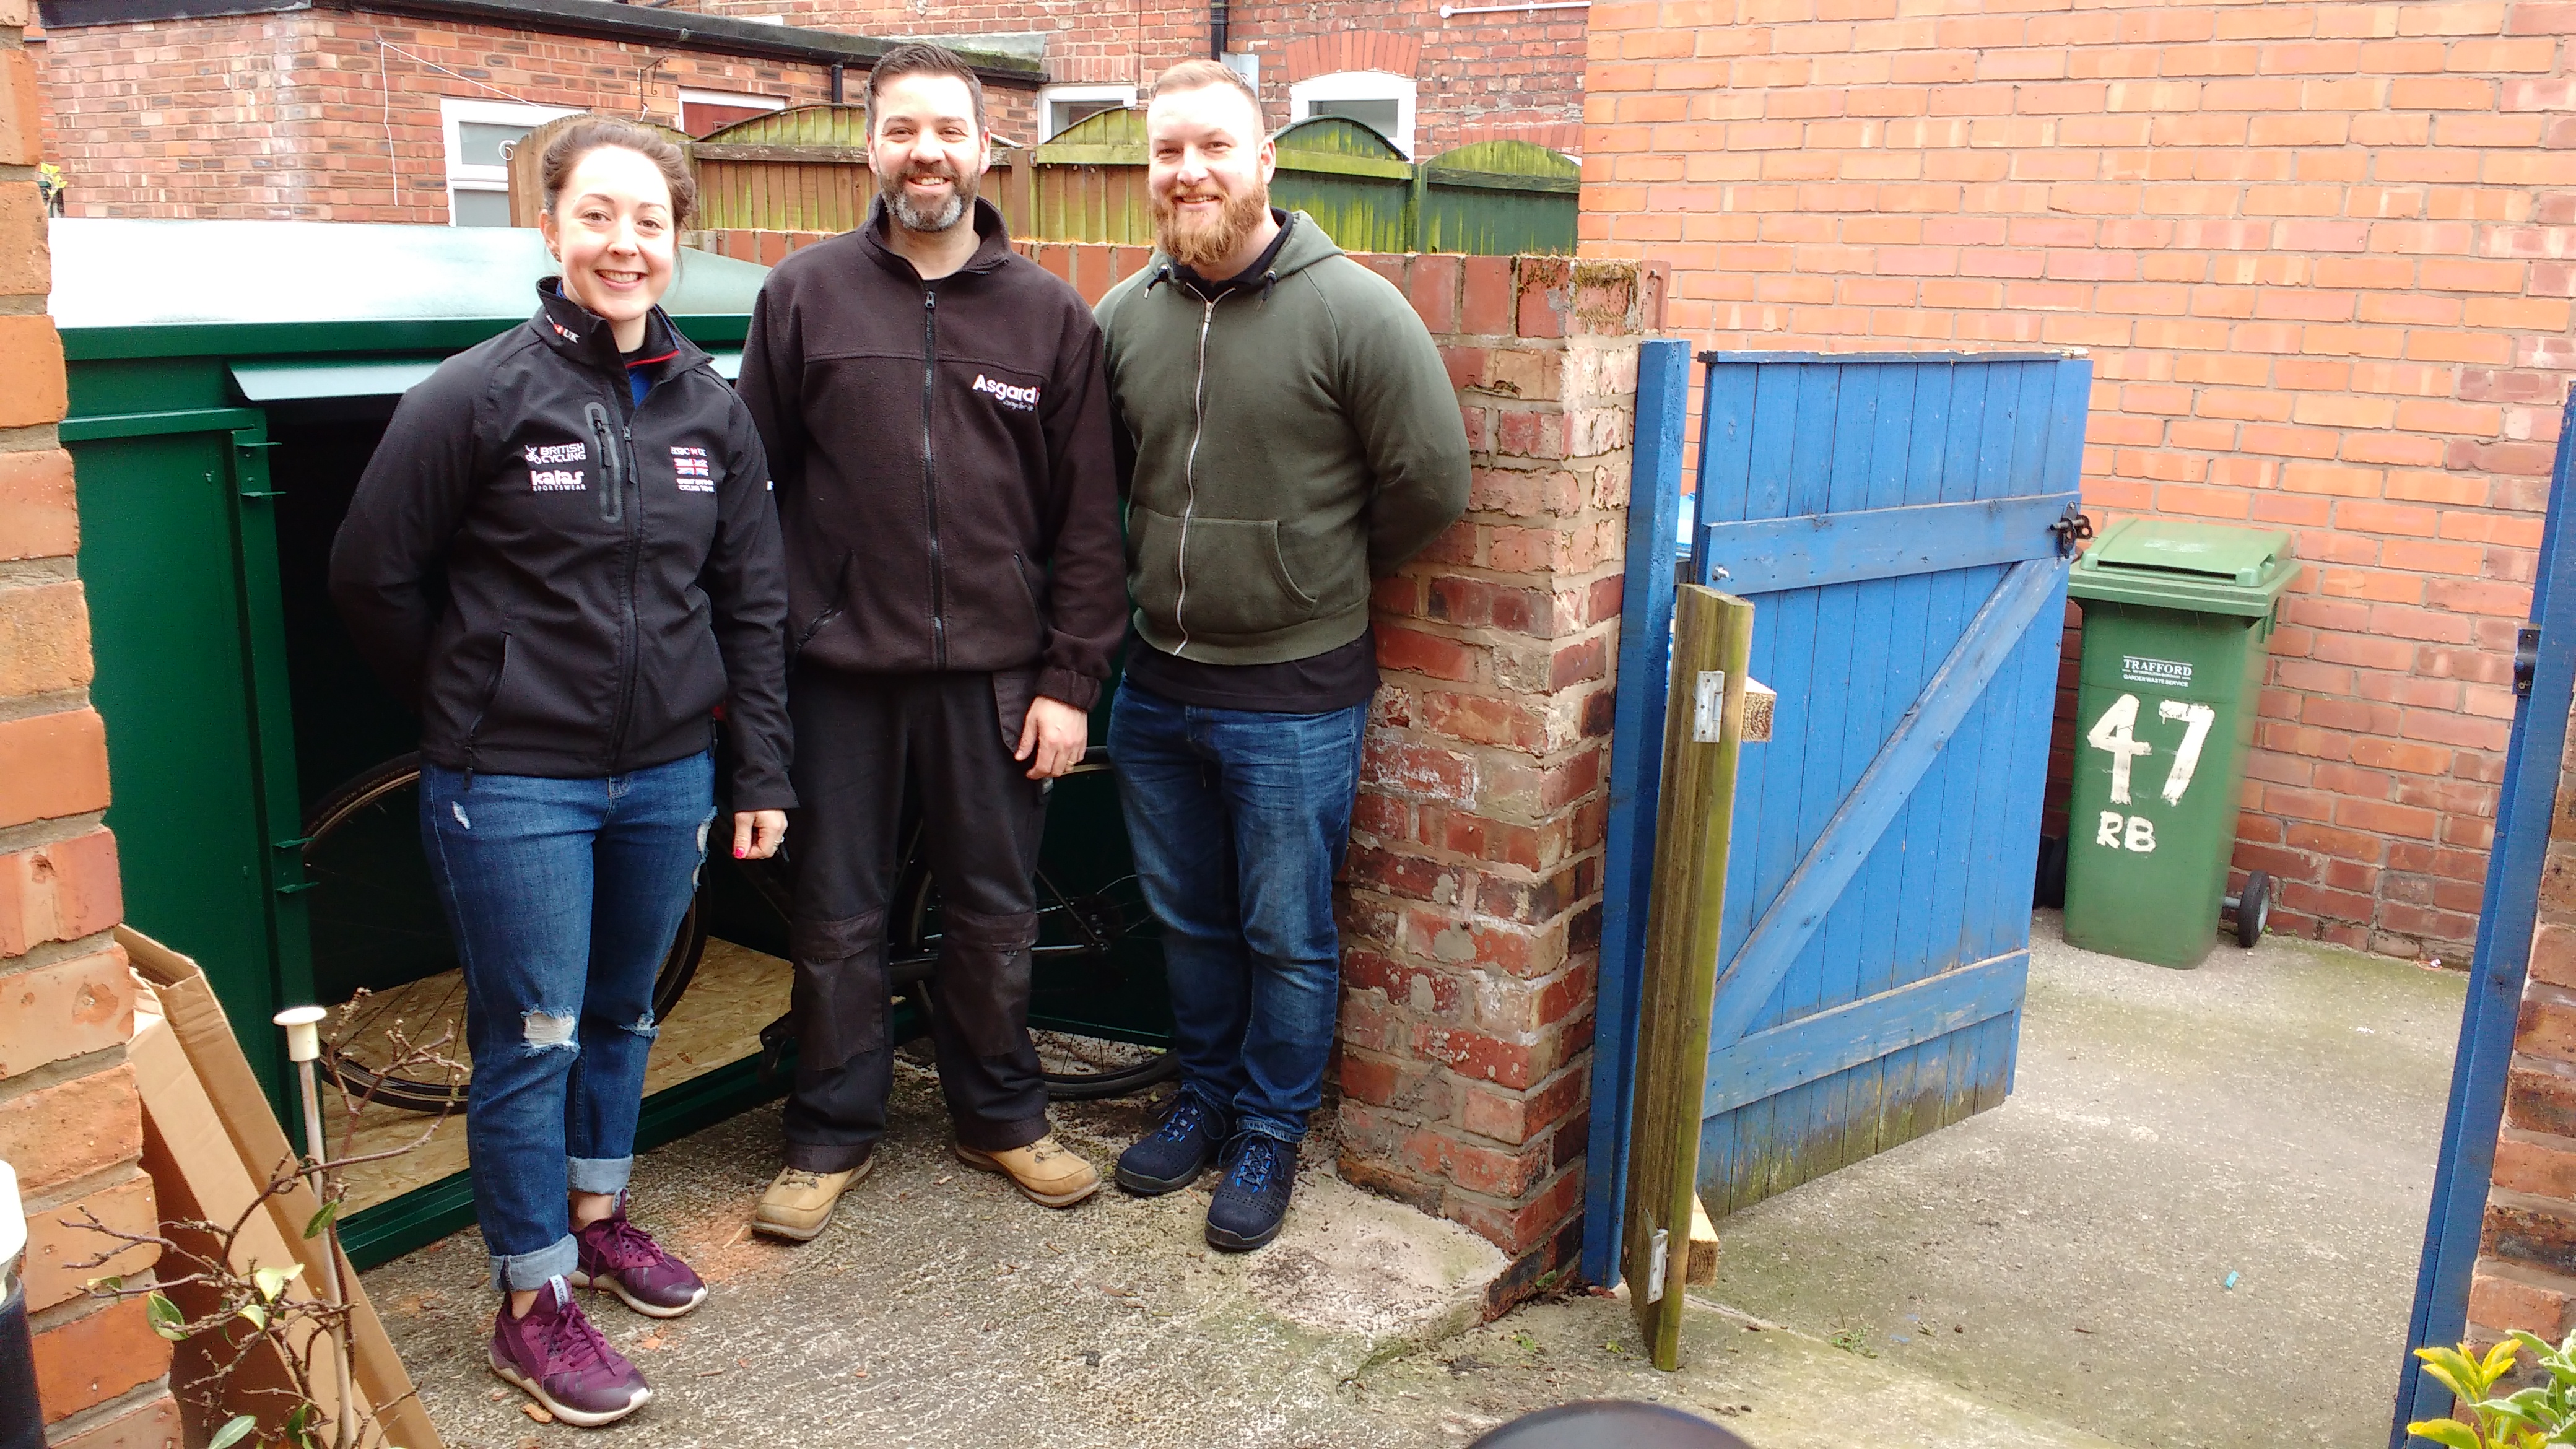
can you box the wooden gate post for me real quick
[1623,583,1754,1370]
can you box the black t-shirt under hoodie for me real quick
[1118,212,1381,715]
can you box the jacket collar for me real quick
[529,281,704,380]
[1144,209,1342,298]
[858,195,1016,283]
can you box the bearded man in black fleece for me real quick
[735,43,1126,1237]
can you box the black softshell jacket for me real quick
[734,198,1126,710]
[330,285,797,811]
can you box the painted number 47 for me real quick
[2084,692,2217,855]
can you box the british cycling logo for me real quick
[526,441,588,492]
[972,373,1039,412]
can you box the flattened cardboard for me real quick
[121,926,442,1449]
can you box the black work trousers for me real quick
[780,667,1050,1171]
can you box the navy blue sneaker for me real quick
[1205,1134,1296,1252]
[1115,1093,1228,1196]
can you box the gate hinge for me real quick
[2050,506,2096,560]
[2518,625,2541,698]
[1646,1226,1670,1303]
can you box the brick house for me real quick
[1576,0,2576,964]
[1,0,179,1438]
[32,0,1044,224]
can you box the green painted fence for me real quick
[672,104,1577,256]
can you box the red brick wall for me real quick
[701,229,1646,1287]
[663,0,1585,155]
[33,8,1034,222]
[4,0,175,1440]
[1579,0,2576,961]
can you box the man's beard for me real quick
[1152,181,1269,273]
[881,162,973,233]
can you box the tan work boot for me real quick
[752,1154,874,1241]
[953,1134,1102,1208]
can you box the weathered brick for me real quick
[0,1063,141,1194]
[0,943,132,1081]
[0,448,77,563]
[21,1168,158,1315]
[0,829,122,957]
[33,1295,171,1422]
[0,580,95,699]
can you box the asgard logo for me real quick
[972,373,1039,412]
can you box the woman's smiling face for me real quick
[541,144,676,347]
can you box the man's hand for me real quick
[733,809,788,860]
[1015,695,1090,780]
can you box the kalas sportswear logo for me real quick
[972,373,1040,412]
[526,440,588,492]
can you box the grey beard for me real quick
[886,184,968,233]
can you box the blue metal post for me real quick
[1580,337,1692,1286]
[2392,386,2576,1440]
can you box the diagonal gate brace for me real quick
[1707,555,2066,1046]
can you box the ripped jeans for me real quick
[418,752,714,1294]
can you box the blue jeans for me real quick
[418,752,715,1294]
[1108,684,1368,1144]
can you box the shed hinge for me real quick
[2518,626,2541,699]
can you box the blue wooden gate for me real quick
[2390,385,2576,1439]
[1585,345,2093,1282]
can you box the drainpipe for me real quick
[1209,0,1227,61]
[830,61,845,104]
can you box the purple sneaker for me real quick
[570,1199,708,1318]
[488,1278,651,1427]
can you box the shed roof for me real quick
[50,219,772,361]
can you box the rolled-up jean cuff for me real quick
[490,1235,579,1294]
[567,1155,633,1195]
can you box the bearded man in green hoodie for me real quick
[1094,59,1471,1251]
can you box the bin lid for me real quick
[2068,516,2300,617]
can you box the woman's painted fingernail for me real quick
[735,846,747,858]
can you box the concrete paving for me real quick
[1699,911,2466,1449]
[359,912,2463,1449]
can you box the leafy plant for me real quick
[74,999,460,1448]
[2409,1330,2576,1447]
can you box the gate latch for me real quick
[2050,506,2096,560]
[2518,626,2541,698]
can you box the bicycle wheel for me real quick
[894,858,1176,1101]
[300,753,710,1113]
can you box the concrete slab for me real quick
[1694,911,2466,1449]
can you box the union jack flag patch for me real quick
[671,446,715,492]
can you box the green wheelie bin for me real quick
[2061,518,2300,968]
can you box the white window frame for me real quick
[1287,70,1416,157]
[439,97,578,227]
[1038,83,1138,140]
[678,87,788,134]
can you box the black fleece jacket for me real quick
[736,198,1126,710]
[330,285,797,809]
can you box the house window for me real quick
[679,87,787,139]
[1038,84,1136,139]
[440,97,578,227]
[1287,71,1416,156]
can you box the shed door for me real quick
[70,412,313,1106]
[1689,354,2090,1214]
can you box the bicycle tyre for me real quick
[301,752,711,1114]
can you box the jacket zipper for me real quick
[604,376,650,772]
[1176,287,1219,656]
[921,287,948,669]
[462,632,512,788]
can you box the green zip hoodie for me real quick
[1095,214,1471,666]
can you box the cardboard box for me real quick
[122,926,441,1449]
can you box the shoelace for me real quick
[542,1295,620,1377]
[1152,1098,1209,1144]
[1227,1139,1281,1196]
[584,1214,667,1272]
[778,1168,826,1191]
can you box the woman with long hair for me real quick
[331,117,794,1427]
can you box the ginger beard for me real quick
[881,157,973,233]
[1151,176,1270,274]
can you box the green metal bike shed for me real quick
[51,219,1167,1265]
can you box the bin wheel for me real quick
[2034,835,2069,910]
[2235,871,2272,948]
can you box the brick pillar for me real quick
[0,2,176,1440]
[2471,715,2576,1346]
[1336,255,1659,1302]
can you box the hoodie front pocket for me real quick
[1172,515,1319,640]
